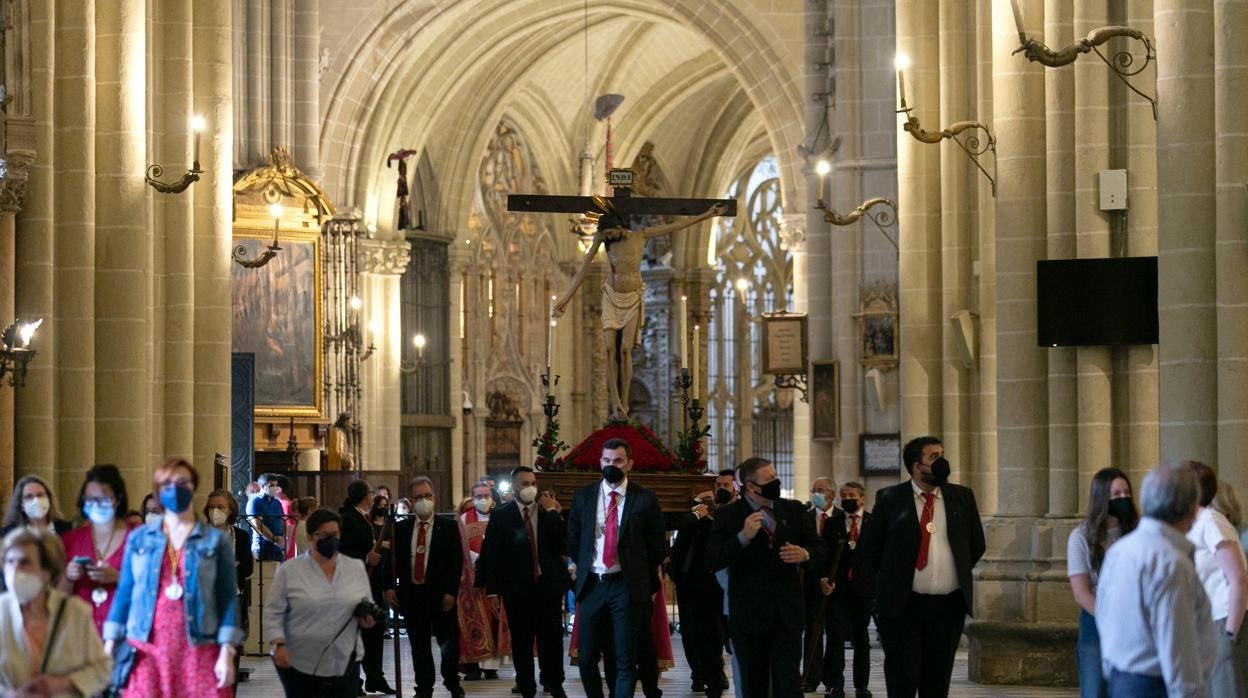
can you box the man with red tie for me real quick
[858,436,986,698]
[821,482,874,698]
[566,438,666,698]
[803,477,841,693]
[383,476,465,698]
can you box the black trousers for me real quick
[827,591,872,692]
[576,575,649,698]
[400,584,462,693]
[602,608,662,698]
[675,577,724,687]
[731,625,803,698]
[274,660,360,698]
[877,591,965,698]
[504,579,567,698]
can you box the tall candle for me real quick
[680,295,689,367]
[1010,0,1026,41]
[546,295,555,368]
[692,324,700,400]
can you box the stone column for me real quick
[15,1,54,481]
[1215,0,1248,494]
[358,238,410,471]
[290,0,320,181]
[896,0,944,438]
[780,214,811,493]
[973,0,999,513]
[269,0,289,151]
[53,0,97,490]
[191,0,234,475]
[0,154,34,496]
[448,243,470,485]
[1043,0,1078,518]
[1156,0,1217,465]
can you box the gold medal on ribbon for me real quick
[415,545,427,554]
[91,587,108,606]
[925,521,936,534]
[164,581,184,600]
[848,540,857,550]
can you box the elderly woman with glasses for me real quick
[104,458,243,697]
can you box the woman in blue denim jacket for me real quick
[103,458,243,697]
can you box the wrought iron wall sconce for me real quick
[812,166,900,252]
[0,318,42,387]
[233,202,283,268]
[399,334,426,375]
[1009,0,1157,120]
[146,115,206,194]
[892,55,998,197]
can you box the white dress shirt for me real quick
[1098,517,1215,695]
[411,516,435,583]
[844,510,864,536]
[910,481,959,595]
[592,478,628,574]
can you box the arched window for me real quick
[704,155,794,483]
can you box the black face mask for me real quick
[1107,497,1134,523]
[602,465,625,485]
[714,489,733,505]
[754,479,782,501]
[315,535,341,558]
[921,457,951,486]
[841,498,860,514]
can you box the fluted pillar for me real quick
[0,155,34,496]
[974,0,999,512]
[1215,0,1248,495]
[780,214,810,493]
[359,238,410,471]
[1156,0,1217,465]
[290,0,320,181]
[191,0,233,476]
[52,0,97,494]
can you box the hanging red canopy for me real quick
[557,421,679,473]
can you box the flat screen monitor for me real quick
[1036,256,1158,347]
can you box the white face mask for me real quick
[22,496,49,521]
[145,512,162,527]
[5,570,44,605]
[266,486,279,498]
[472,498,491,514]
[394,504,410,516]
[413,498,435,519]
[208,508,229,527]
[516,486,538,505]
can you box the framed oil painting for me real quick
[856,285,899,371]
[231,229,323,418]
[861,433,902,474]
[811,360,840,441]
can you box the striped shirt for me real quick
[1095,517,1215,697]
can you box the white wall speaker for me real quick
[949,309,978,368]
[865,367,884,412]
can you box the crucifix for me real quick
[508,168,737,421]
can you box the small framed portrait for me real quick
[761,312,808,376]
[811,361,840,441]
[860,433,902,475]
[855,286,899,371]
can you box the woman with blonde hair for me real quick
[0,527,111,696]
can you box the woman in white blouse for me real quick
[0,527,111,697]
[1185,461,1248,697]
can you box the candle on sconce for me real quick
[894,54,911,110]
[815,160,831,206]
[680,295,689,367]
[413,333,426,361]
[546,295,555,369]
[692,324,700,400]
[1009,0,1026,41]
[190,115,206,167]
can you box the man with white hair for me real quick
[1096,462,1216,697]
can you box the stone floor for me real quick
[236,636,1079,697]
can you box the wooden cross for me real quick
[507,168,738,220]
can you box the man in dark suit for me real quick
[802,476,842,693]
[858,436,986,698]
[567,437,665,698]
[706,457,826,698]
[382,476,465,698]
[476,466,571,698]
[821,481,873,698]
[338,479,396,695]
[670,469,737,697]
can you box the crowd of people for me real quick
[0,437,1241,697]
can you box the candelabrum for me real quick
[146,115,207,195]
[234,203,284,269]
[672,368,709,472]
[0,319,43,387]
[1011,21,1157,120]
[532,367,568,471]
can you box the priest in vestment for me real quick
[457,485,511,680]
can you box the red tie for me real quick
[761,506,775,546]
[523,506,539,581]
[412,521,428,584]
[848,515,860,580]
[603,492,620,568]
[916,493,935,570]
[817,511,825,536]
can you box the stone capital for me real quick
[358,238,411,276]
[780,213,807,252]
[0,150,36,215]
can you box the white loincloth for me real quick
[601,284,645,348]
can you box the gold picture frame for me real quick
[855,285,899,371]
[230,227,323,419]
[760,311,808,376]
